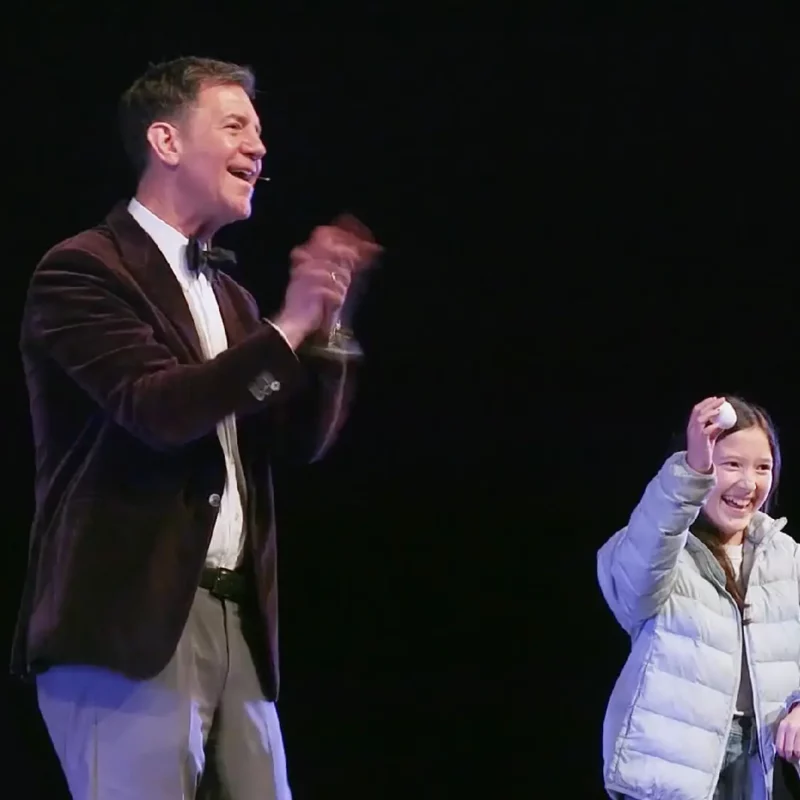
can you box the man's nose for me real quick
[244,134,266,160]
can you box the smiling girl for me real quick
[597,396,800,800]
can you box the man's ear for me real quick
[146,121,182,167]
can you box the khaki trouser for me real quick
[37,588,291,799]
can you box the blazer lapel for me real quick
[212,279,254,348]
[105,203,204,363]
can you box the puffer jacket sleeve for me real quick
[596,451,716,633]
[777,541,800,776]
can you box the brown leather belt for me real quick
[199,566,248,604]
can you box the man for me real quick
[10,56,380,799]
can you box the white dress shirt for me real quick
[128,198,246,570]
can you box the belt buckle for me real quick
[211,567,234,600]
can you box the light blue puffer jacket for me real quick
[597,452,800,800]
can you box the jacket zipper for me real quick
[700,541,768,797]
[740,547,770,794]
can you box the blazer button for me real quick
[208,493,221,507]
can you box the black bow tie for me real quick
[186,237,237,280]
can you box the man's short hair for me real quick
[118,56,256,178]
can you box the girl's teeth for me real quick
[724,498,748,509]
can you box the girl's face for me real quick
[703,426,774,540]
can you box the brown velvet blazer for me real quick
[10,202,354,700]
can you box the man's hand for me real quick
[273,214,382,346]
[294,213,383,277]
[271,259,348,349]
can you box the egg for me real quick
[716,401,737,430]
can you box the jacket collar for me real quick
[744,510,787,546]
[686,511,788,589]
[103,202,207,363]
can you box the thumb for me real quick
[706,423,724,443]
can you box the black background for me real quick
[3,14,799,799]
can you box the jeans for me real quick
[713,716,758,800]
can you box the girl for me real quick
[597,396,800,799]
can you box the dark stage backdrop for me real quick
[3,18,799,799]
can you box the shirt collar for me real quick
[127,197,195,288]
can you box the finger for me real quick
[327,279,349,303]
[309,225,356,249]
[299,241,363,273]
[789,726,800,760]
[692,397,723,418]
[693,399,726,428]
[331,212,376,242]
[299,233,381,277]
[782,724,796,760]
[294,262,348,292]
[332,271,351,291]
[777,721,800,760]
[777,721,788,758]
[293,261,351,291]
[290,244,312,263]
[689,401,712,427]
[704,423,724,443]
[330,246,360,270]
[313,285,348,307]
[311,222,380,256]
[292,239,356,262]
[331,219,384,261]
[353,240,383,267]
[692,396,718,411]
[697,396,725,413]
[291,258,340,277]
[340,234,383,261]
[696,410,724,428]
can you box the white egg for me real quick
[716,401,737,430]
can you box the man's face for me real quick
[171,83,265,233]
